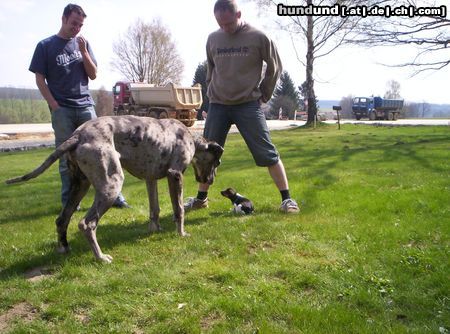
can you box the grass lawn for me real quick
[0,124,449,333]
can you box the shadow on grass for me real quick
[0,203,290,282]
[278,131,449,214]
[0,211,212,281]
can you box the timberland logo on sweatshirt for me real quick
[217,46,249,57]
[56,50,82,66]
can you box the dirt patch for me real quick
[0,302,38,332]
[74,312,90,325]
[24,266,54,282]
[0,132,54,141]
[200,311,225,331]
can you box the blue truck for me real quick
[352,96,404,120]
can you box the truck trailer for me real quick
[352,96,404,120]
[113,82,202,127]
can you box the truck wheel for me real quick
[129,107,135,115]
[148,111,159,119]
[116,106,126,115]
[159,111,168,119]
[355,115,361,120]
[183,120,196,127]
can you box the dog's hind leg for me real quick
[78,185,121,263]
[56,165,91,254]
[146,179,162,233]
[77,150,124,263]
[167,169,189,237]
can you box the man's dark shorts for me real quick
[203,101,279,167]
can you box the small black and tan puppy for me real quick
[221,187,254,215]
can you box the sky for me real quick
[0,0,449,104]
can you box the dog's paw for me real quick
[148,222,162,233]
[98,254,113,264]
[232,204,246,215]
[180,231,191,237]
[56,245,70,254]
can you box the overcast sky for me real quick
[0,0,448,104]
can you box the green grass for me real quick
[0,124,449,333]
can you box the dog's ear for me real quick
[194,137,224,157]
[207,142,224,157]
[194,136,208,151]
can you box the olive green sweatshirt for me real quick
[206,22,282,105]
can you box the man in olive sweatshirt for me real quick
[184,0,299,213]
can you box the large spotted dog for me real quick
[6,116,223,263]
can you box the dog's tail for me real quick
[5,134,79,184]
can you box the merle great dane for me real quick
[6,115,223,263]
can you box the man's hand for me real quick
[35,73,59,112]
[49,100,60,112]
[76,36,97,80]
[77,36,87,53]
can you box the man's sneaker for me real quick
[184,197,208,212]
[112,200,131,209]
[280,198,300,213]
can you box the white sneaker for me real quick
[280,199,300,213]
[184,197,208,212]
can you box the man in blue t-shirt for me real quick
[29,4,130,209]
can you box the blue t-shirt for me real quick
[29,35,97,108]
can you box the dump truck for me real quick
[352,96,404,120]
[113,82,202,127]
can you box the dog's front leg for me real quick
[146,179,162,233]
[167,169,189,237]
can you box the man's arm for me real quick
[259,36,282,103]
[206,39,214,88]
[77,36,97,80]
[35,73,59,111]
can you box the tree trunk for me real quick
[305,0,317,125]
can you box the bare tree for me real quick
[111,18,184,85]
[351,0,449,75]
[94,87,113,117]
[384,80,402,99]
[339,95,354,118]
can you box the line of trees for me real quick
[0,87,114,123]
[0,98,50,123]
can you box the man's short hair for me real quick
[214,0,238,14]
[63,4,86,18]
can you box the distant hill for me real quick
[0,87,111,100]
[0,87,44,100]
[317,100,341,110]
[0,87,449,118]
